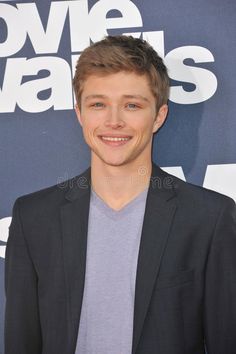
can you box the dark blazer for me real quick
[4,163,236,354]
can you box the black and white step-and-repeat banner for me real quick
[0,0,236,350]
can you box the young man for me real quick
[5,36,236,354]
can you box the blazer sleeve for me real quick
[204,197,236,353]
[4,198,42,354]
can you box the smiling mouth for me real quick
[99,135,132,146]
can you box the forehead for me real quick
[81,71,154,100]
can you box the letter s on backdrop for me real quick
[165,46,218,104]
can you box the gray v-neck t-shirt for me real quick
[75,187,148,354]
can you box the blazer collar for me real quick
[64,166,91,202]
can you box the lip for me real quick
[98,134,132,138]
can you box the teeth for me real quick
[101,136,130,142]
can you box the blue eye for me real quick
[92,102,104,108]
[127,103,140,109]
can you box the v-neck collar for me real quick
[90,187,149,219]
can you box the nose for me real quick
[104,107,125,129]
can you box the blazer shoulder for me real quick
[14,167,91,215]
[162,168,235,211]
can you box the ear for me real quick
[75,104,83,127]
[152,104,168,133]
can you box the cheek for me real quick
[81,116,98,132]
[81,120,101,145]
[133,117,155,136]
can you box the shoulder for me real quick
[13,167,91,217]
[157,166,235,214]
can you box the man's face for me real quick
[75,71,168,168]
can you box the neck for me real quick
[91,156,152,210]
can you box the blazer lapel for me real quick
[60,168,91,353]
[132,164,177,354]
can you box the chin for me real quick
[92,149,137,167]
[102,160,127,167]
[97,155,129,167]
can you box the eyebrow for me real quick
[84,94,150,102]
[84,94,107,101]
[122,94,150,102]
